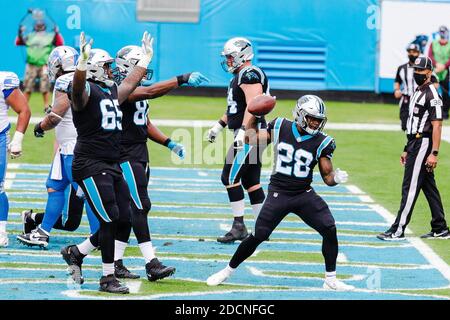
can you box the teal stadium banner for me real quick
[4,0,429,92]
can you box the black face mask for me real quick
[408,55,417,63]
[414,73,428,86]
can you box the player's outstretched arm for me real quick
[6,88,31,159]
[246,127,270,146]
[147,117,185,159]
[118,32,154,104]
[318,157,348,186]
[34,91,71,137]
[72,32,92,111]
[127,77,178,102]
[127,72,209,102]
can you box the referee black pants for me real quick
[399,95,410,131]
[390,137,448,236]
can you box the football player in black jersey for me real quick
[207,37,270,243]
[110,45,209,280]
[207,95,355,291]
[60,32,154,294]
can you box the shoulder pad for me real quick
[54,72,74,93]
[0,72,20,91]
[238,66,265,85]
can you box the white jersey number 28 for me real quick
[275,142,313,178]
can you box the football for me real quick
[247,94,276,116]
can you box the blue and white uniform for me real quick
[0,72,20,222]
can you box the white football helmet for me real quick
[113,45,153,84]
[293,95,327,135]
[221,37,254,73]
[47,46,79,81]
[86,49,115,87]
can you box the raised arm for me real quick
[117,32,154,105]
[71,32,92,111]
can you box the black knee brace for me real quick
[248,187,265,205]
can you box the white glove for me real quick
[207,122,224,143]
[234,128,246,150]
[137,31,154,69]
[8,131,24,159]
[334,168,348,184]
[76,32,93,71]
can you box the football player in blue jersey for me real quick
[207,95,355,291]
[17,46,100,248]
[0,71,31,247]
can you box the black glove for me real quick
[34,122,45,138]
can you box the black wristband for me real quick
[176,73,191,86]
[163,138,172,147]
[432,150,439,156]
[218,119,227,128]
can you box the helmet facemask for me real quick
[221,37,254,73]
[113,46,154,85]
[293,95,327,136]
[86,49,115,87]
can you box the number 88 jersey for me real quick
[267,117,336,193]
[120,99,150,162]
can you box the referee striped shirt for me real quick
[395,63,416,96]
[406,82,443,135]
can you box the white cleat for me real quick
[0,231,8,247]
[206,267,234,286]
[323,278,355,291]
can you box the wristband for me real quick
[218,119,227,128]
[176,73,190,86]
[432,150,439,156]
[163,138,172,147]
[11,131,24,145]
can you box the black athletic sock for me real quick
[229,234,263,268]
[34,212,44,224]
[234,216,244,224]
[248,187,265,205]
[99,222,117,264]
[115,220,132,243]
[132,207,151,243]
[320,226,338,272]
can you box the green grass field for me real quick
[8,93,450,266]
[4,92,450,299]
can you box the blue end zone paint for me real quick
[2,165,450,300]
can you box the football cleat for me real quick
[0,231,8,247]
[61,245,85,284]
[376,230,406,241]
[21,209,37,234]
[206,266,234,286]
[99,274,129,294]
[323,278,355,291]
[145,258,176,281]
[420,229,450,239]
[17,227,49,248]
[217,221,248,243]
[114,259,140,279]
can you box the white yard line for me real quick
[348,188,450,282]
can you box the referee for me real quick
[378,56,450,240]
[394,44,421,131]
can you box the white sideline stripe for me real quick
[346,185,365,195]
[364,192,450,282]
